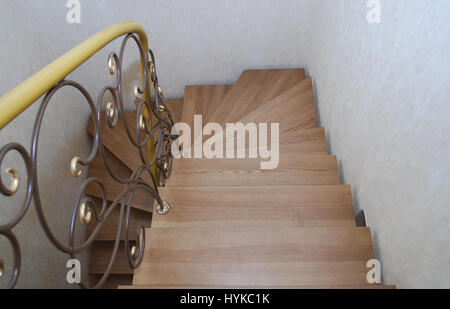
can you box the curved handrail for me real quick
[0,21,149,129]
[0,22,176,288]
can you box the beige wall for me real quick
[0,0,448,288]
[306,0,450,288]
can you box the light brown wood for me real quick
[86,149,154,212]
[181,84,232,127]
[152,185,355,228]
[270,127,327,154]
[200,78,319,157]
[90,242,134,275]
[133,227,374,287]
[238,77,317,133]
[165,98,184,124]
[166,154,340,187]
[87,201,152,241]
[88,112,151,183]
[209,69,306,125]
[201,127,328,156]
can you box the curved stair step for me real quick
[90,242,135,275]
[181,84,232,127]
[198,127,328,156]
[87,201,152,241]
[165,98,184,123]
[133,227,374,287]
[89,107,181,184]
[86,148,155,212]
[152,185,355,228]
[237,77,317,133]
[88,112,144,173]
[209,69,306,125]
[201,77,317,148]
[267,127,327,154]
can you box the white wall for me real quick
[306,0,450,288]
[0,0,448,288]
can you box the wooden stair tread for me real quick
[270,127,327,154]
[165,98,184,123]
[209,69,306,125]
[166,154,340,187]
[133,227,374,287]
[86,149,154,213]
[200,127,328,156]
[88,112,151,183]
[90,242,134,275]
[153,185,355,228]
[238,77,317,133]
[181,84,232,127]
[87,202,152,241]
[276,127,326,147]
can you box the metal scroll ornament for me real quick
[0,33,177,288]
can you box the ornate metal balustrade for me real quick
[0,24,176,288]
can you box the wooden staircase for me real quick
[86,69,393,289]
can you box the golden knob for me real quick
[5,168,19,195]
[70,157,84,178]
[0,259,4,278]
[139,115,147,131]
[79,202,92,225]
[108,53,116,75]
[134,86,143,99]
[130,246,137,257]
[106,102,115,119]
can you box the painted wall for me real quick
[0,0,448,288]
[306,0,450,288]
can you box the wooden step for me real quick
[181,84,232,127]
[132,227,374,287]
[86,149,154,213]
[200,78,318,155]
[87,201,152,241]
[165,98,184,124]
[237,77,317,134]
[152,185,355,228]
[90,242,135,275]
[200,127,328,156]
[267,127,327,154]
[120,284,396,289]
[88,112,151,183]
[209,69,306,125]
[166,154,340,187]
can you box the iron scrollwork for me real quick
[0,33,177,288]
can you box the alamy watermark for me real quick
[67,0,81,24]
[171,115,280,170]
[367,0,381,24]
[366,259,382,284]
[66,259,81,284]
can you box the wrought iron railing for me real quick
[0,22,176,288]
